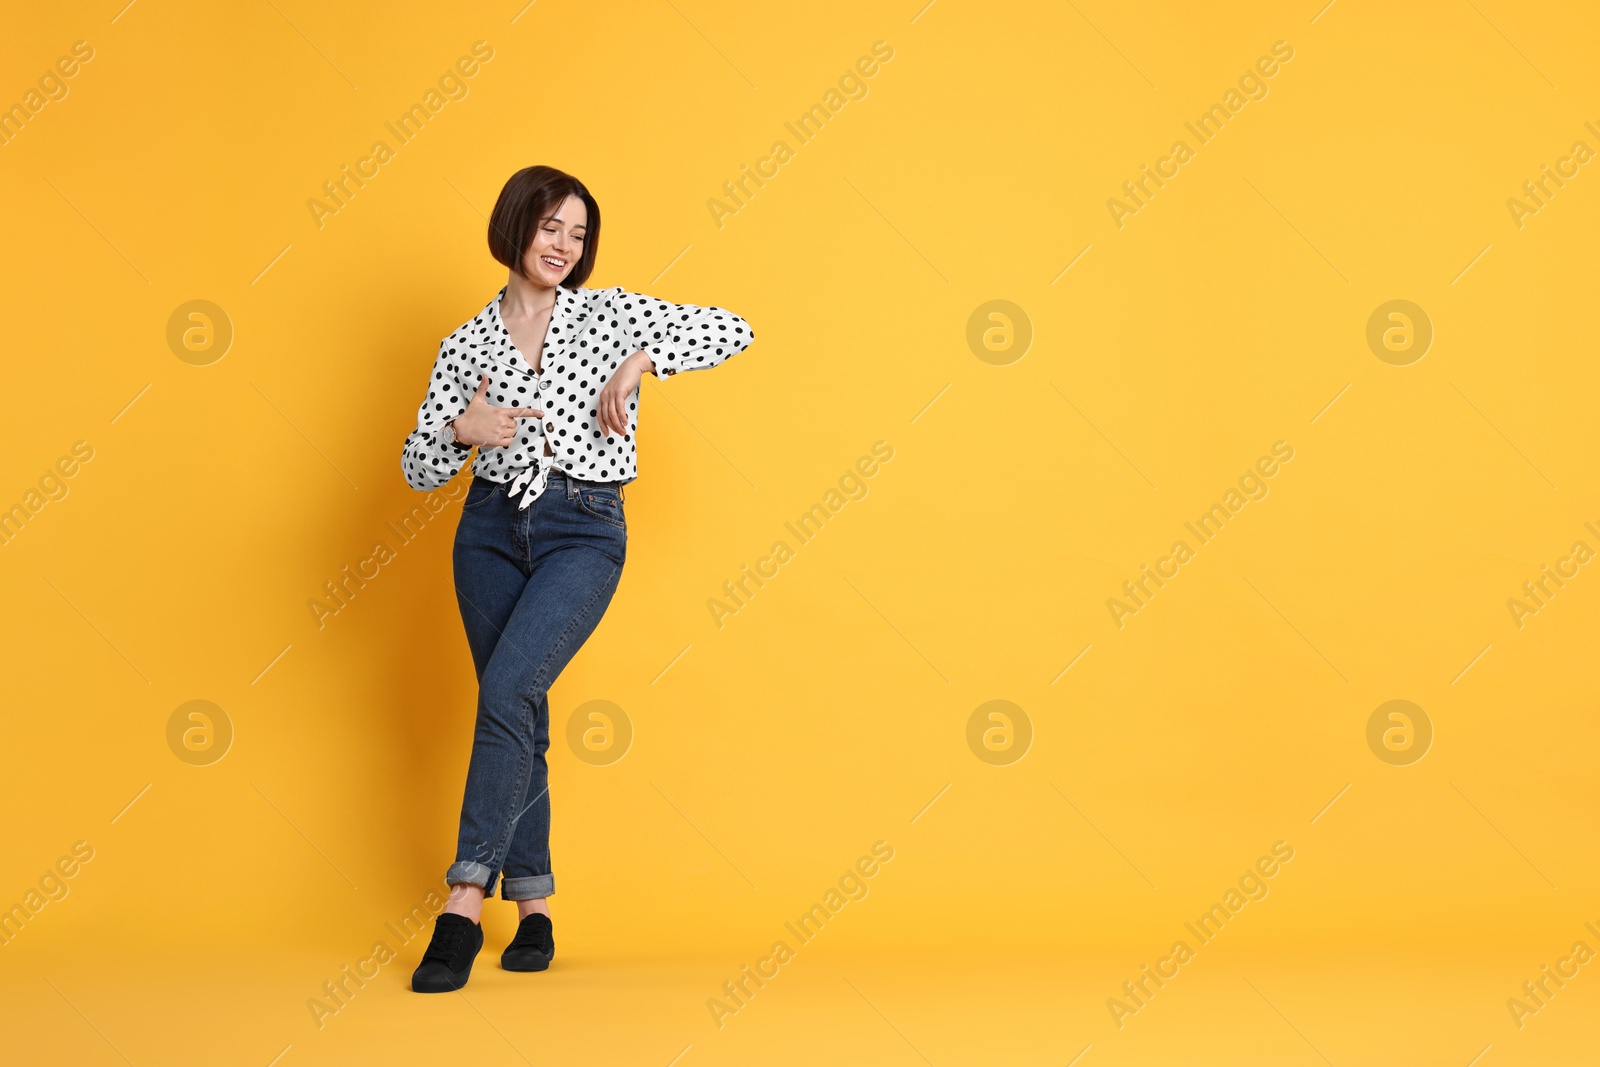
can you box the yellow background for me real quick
[3,0,1598,1063]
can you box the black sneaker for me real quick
[411,912,484,993]
[501,912,554,971]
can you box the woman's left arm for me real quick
[607,288,755,379]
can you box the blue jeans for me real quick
[446,468,627,900]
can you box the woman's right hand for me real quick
[451,374,545,448]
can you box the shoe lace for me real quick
[422,921,469,965]
[510,915,551,951]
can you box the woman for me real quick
[399,165,754,993]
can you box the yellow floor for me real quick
[7,944,1595,1065]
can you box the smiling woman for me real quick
[399,164,755,994]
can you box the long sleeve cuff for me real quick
[647,341,682,379]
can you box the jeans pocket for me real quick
[575,486,625,529]
[462,476,498,511]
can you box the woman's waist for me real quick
[471,460,629,489]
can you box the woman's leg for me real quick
[445,477,529,920]
[448,475,626,906]
[412,478,529,991]
[497,480,627,910]
[456,547,621,900]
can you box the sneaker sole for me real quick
[501,951,552,972]
[412,970,474,993]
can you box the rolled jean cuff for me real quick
[500,874,554,901]
[446,860,496,893]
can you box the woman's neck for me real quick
[502,270,556,317]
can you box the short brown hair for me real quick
[487,165,600,287]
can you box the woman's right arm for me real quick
[400,338,475,492]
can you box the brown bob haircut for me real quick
[487,165,600,287]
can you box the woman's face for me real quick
[523,194,587,286]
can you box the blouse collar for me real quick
[483,284,576,377]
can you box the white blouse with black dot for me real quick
[401,284,753,508]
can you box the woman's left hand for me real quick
[597,350,654,438]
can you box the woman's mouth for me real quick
[540,256,566,272]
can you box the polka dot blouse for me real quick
[401,284,754,507]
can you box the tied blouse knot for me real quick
[402,284,754,507]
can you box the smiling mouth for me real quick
[540,256,567,271]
